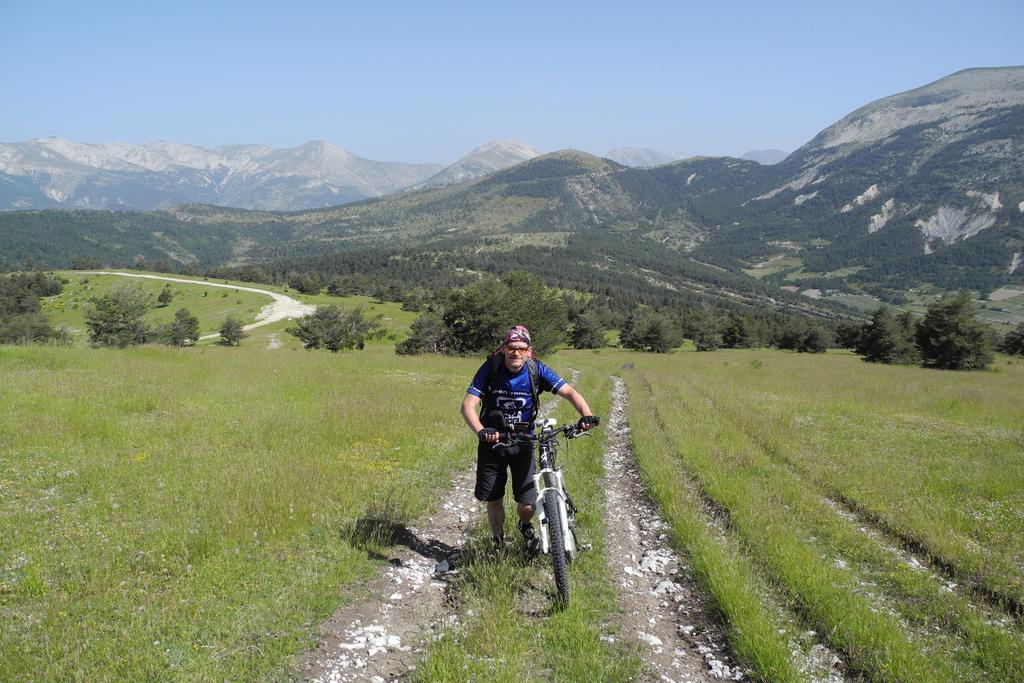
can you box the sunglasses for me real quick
[505,346,530,354]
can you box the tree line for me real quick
[0,272,68,344]
[848,292,1023,370]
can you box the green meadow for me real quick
[38,271,417,346]
[620,349,1024,681]
[2,326,1023,680]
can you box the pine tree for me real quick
[167,308,199,346]
[915,293,994,370]
[856,307,918,364]
[288,305,384,352]
[157,287,172,307]
[219,316,246,346]
[1001,322,1024,356]
[84,284,152,348]
[569,312,606,349]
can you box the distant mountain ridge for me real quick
[603,147,679,167]
[420,139,541,187]
[0,138,443,211]
[740,149,788,165]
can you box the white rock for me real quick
[638,632,663,646]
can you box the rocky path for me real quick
[297,468,476,682]
[296,398,567,682]
[602,377,741,682]
[84,271,315,339]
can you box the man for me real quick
[460,325,599,550]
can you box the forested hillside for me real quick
[3,68,1023,317]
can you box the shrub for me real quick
[288,305,384,352]
[84,284,152,348]
[915,293,994,370]
[1001,322,1024,356]
[856,307,919,364]
[0,313,70,345]
[219,316,247,346]
[568,312,606,349]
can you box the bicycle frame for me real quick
[531,419,577,560]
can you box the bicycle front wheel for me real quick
[543,488,570,607]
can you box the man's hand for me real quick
[478,427,500,443]
[577,415,600,431]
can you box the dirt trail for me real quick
[297,396,566,682]
[296,469,476,682]
[84,271,315,339]
[602,377,739,682]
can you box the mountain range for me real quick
[0,138,543,212]
[0,136,785,211]
[2,66,1022,312]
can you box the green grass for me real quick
[42,271,270,339]
[4,339,1023,681]
[38,270,415,347]
[618,348,1024,681]
[742,256,803,279]
[0,344,474,681]
[617,374,803,682]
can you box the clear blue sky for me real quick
[2,0,1021,163]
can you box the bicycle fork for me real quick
[533,466,578,560]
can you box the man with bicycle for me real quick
[460,325,599,551]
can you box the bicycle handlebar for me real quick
[492,423,591,447]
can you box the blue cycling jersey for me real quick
[468,358,565,427]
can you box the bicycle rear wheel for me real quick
[543,488,570,607]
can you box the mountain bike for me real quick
[496,417,591,606]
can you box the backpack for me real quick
[480,353,541,428]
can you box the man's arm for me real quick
[556,384,594,420]
[462,393,500,443]
[461,393,485,434]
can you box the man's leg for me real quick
[477,442,510,546]
[487,499,505,540]
[510,445,540,554]
[517,503,535,524]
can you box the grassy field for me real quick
[0,344,473,681]
[38,270,416,347]
[620,349,1024,681]
[3,337,1023,681]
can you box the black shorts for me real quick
[475,441,537,506]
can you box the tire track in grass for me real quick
[602,377,737,682]
[683,381,1024,677]
[645,371,990,681]
[710,383,1024,623]
[625,374,848,683]
[824,490,1024,623]
[818,495,1019,627]
[688,376,1024,621]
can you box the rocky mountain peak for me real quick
[804,66,1024,152]
[419,139,540,187]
